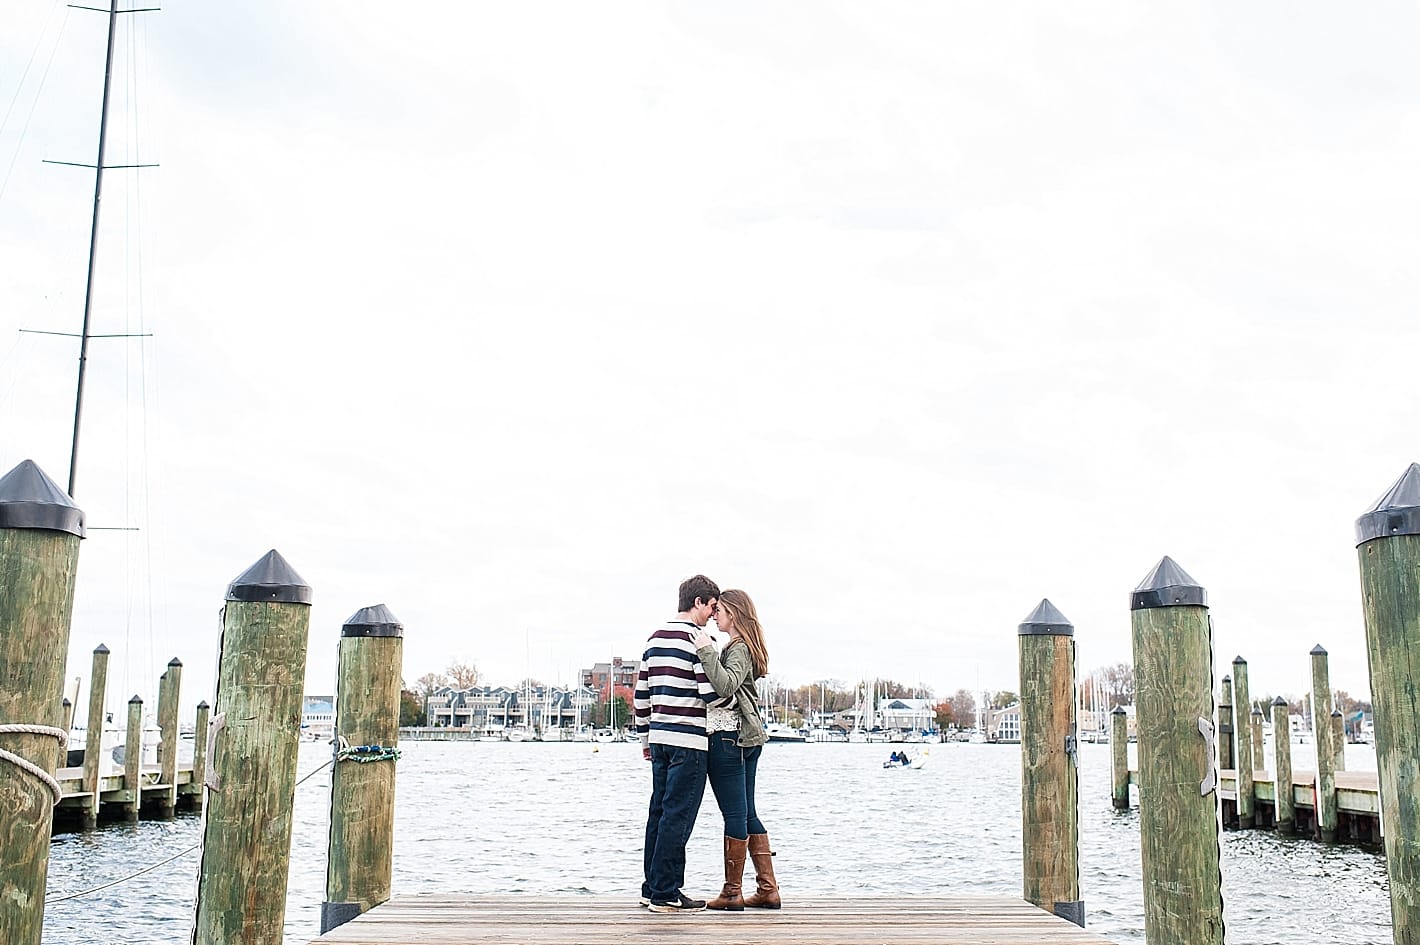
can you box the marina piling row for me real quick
[1310,646,1338,842]
[80,644,109,828]
[1231,655,1255,829]
[1270,697,1294,834]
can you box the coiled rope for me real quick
[0,723,68,806]
[335,736,400,764]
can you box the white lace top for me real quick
[706,704,739,733]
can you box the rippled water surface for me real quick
[43,740,1392,944]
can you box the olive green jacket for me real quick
[696,640,767,748]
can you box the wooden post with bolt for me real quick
[189,700,210,813]
[322,604,405,934]
[1309,645,1338,842]
[1130,557,1224,945]
[0,460,84,945]
[1016,599,1082,927]
[80,644,109,828]
[1355,463,1420,943]
[122,695,142,822]
[156,657,182,818]
[192,550,313,945]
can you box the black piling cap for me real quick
[1251,705,1264,717]
[197,700,209,709]
[1131,556,1207,610]
[226,549,312,604]
[1018,599,1074,636]
[0,459,85,537]
[1232,655,1247,666]
[94,643,109,655]
[1112,705,1127,715]
[1222,675,1232,684]
[1272,696,1288,707]
[62,697,72,706]
[1310,644,1328,657]
[1331,708,1343,718]
[342,604,403,638]
[168,657,183,667]
[128,694,143,704]
[1356,463,1420,545]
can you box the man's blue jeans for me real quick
[642,743,708,902]
[706,731,765,840]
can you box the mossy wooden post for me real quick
[1016,600,1082,927]
[1130,557,1224,945]
[1332,709,1346,772]
[1217,675,1234,773]
[1249,706,1264,782]
[190,700,210,812]
[80,644,109,828]
[1111,706,1130,809]
[322,604,404,934]
[1271,697,1294,834]
[1231,655,1255,828]
[155,657,181,818]
[193,550,312,945]
[122,695,142,821]
[1355,463,1420,943]
[1310,645,1338,842]
[0,459,84,945]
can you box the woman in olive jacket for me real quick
[692,589,780,911]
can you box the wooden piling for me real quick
[1332,709,1346,772]
[193,550,312,945]
[191,700,210,813]
[1217,675,1234,772]
[0,459,85,945]
[80,644,109,828]
[1249,706,1264,807]
[1130,557,1224,945]
[1310,645,1338,842]
[1016,600,1081,927]
[1355,463,1420,943]
[323,605,405,934]
[1231,655,1255,828]
[58,698,74,769]
[155,657,181,818]
[1111,706,1129,810]
[122,695,142,822]
[1271,697,1294,834]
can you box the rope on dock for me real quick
[0,723,68,806]
[47,755,337,905]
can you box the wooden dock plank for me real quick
[308,896,1118,945]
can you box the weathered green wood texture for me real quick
[1271,699,1294,832]
[326,632,403,915]
[192,598,311,945]
[122,695,142,821]
[1018,632,1079,918]
[156,658,181,817]
[1357,533,1420,944]
[190,700,210,813]
[1310,648,1338,842]
[80,644,108,827]
[0,528,81,945]
[1132,603,1224,945]
[1111,709,1129,809]
[1217,676,1234,772]
[1231,657,1255,827]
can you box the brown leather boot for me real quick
[707,836,748,911]
[742,832,781,908]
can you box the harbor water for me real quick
[43,740,1391,945]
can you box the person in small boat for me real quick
[691,589,780,911]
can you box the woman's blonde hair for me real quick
[720,589,768,679]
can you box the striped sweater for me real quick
[634,621,720,751]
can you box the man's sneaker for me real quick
[648,893,707,913]
[638,897,650,907]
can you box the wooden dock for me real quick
[305,896,1118,944]
[51,761,201,822]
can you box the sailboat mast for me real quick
[67,0,122,497]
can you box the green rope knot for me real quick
[336,743,401,764]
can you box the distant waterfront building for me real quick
[302,695,334,739]
[426,683,596,734]
[878,697,935,733]
[581,657,639,694]
[989,702,1021,743]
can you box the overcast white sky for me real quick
[1,2,1417,718]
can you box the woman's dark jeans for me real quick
[706,731,765,840]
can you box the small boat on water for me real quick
[764,722,809,743]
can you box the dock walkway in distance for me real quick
[306,895,1118,945]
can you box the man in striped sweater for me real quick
[636,574,721,913]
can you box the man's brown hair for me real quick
[677,574,720,613]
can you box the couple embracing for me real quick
[634,574,782,914]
